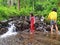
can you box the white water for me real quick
[0,22,17,38]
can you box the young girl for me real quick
[29,13,35,44]
[30,13,35,34]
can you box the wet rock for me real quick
[23,21,29,30]
[0,24,2,28]
[19,16,25,21]
[15,21,23,31]
[26,16,30,20]
[8,18,13,22]
[23,29,29,32]
[0,28,8,35]
[35,23,39,28]
[19,16,23,21]
[15,20,30,32]
[35,16,40,24]
[0,16,56,34]
[25,16,28,21]
[46,25,51,31]
[9,16,20,21]
[0,20,8,27]
[36,26,44,32]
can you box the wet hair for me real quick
[30,13,34,17]
[52,8,57,12]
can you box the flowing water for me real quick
[0,22,17,38]
[0,31,60,45]
[0,21,60,45]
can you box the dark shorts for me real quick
[50,20,56,25]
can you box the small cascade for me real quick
[0,22,17,38]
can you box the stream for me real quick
[0,16,60,45]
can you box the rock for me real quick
[0,24,2,28]
[15,20,30,32]
[23,21,29,30]
[9,16,20,21]
[40,16,44,22]
[26,16,30,20]
[46,25,51,31]
[36,26,44,32]
[0,20,8,27]
[35,23,39,28]
[35,16,40,24]
[0,28,8,35]
[19,16,23,21]
[8,18,13,22]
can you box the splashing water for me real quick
[0,22,17,38]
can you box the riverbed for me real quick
[0,31,60,45]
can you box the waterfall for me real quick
[0,22,17,38]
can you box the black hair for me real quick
[52,8,57,12]
[30,13,33,17]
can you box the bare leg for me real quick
[55,24,59,34]
[51,25,53,34]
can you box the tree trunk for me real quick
[18,0,20,10]
[7,0,14,7]
[11,0,13,6]
[7,0,11,6]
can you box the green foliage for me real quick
[35,4,44,11]
[0,6,20,20]
[19,7,32,16]
[0,0,60,26]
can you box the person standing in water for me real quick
[48,8,59,34]
[30,13,35,34]
[29,13,35,45]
